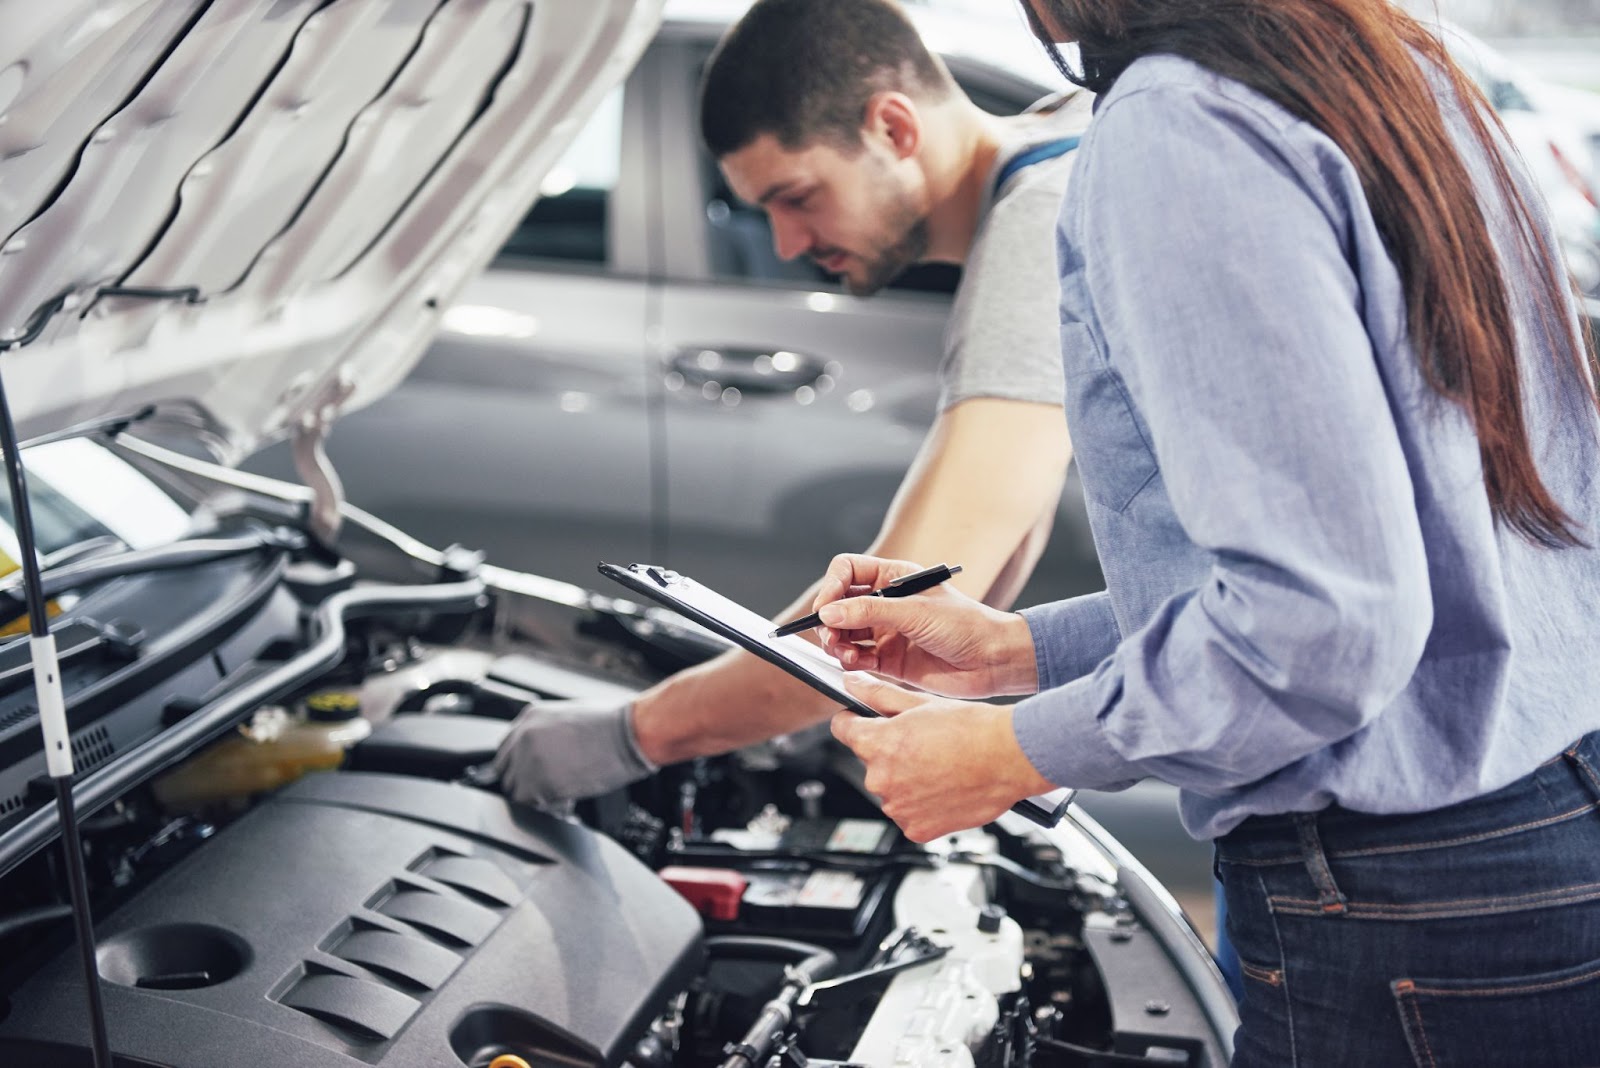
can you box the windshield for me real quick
[2,440,190,559]
[0,441,192,631]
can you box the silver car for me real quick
[246,4,1103,619]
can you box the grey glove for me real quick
[493,699,657,807]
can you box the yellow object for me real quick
[152,706,371,809]
[306,689,361,718]
[0,547,62,638]
[488,1057,532,1068]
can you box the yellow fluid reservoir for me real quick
[153,691,372,810]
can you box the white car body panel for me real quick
[0,0,662,460]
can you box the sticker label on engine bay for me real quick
[797,870,866,910]
[825,819,890,854]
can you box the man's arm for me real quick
[631,394,1071,764]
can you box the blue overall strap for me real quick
[992,136,1081,198]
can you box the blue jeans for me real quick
[1214,878,1243,1001]
[1215,731,1600,1067]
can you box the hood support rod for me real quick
[289,372,357,550]
[0,290,112,1068]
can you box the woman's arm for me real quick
[1015,78,1434,794]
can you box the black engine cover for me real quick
[0,772,702,1067]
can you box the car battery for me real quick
[668,818,904,943]
[736,866,892,940]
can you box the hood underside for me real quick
[0,0,659,462]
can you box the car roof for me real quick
[659,0,1064,93]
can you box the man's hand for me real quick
[831,674,1057,843]
[812,553,1039,698]
[494,699,656,807]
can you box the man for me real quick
[495,0,1092,804]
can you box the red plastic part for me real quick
[659,866,748,922]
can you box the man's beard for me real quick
[816,192,930,297]
[844,213,929,296]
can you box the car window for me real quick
[0,441,192,633]
[496,87,624,266]
[698,70,1024,297]
[1440,31,1533,114]
[0,441,189,565]
[22,440,190,552]
[1486,77,1533,114]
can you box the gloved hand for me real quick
[493,699,656,807]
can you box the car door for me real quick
[648,30,1101,616]
[244,60,660,593]
[646,32,954,616]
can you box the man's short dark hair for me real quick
[700,0,954,158]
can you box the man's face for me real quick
[719,132,928,297]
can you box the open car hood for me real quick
[0,0,659,463]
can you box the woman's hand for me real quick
[811,554,1039,699]
[831,674,1057,843]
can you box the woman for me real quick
[813,1,1600,1064]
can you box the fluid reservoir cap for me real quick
[489,1057,532,1068]
[978,903,1007,934]
[659,866,748,922]
[305,689,362,722]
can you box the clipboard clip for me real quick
[617,562,677,588]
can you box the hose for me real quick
[704,935,838,973]
[710,937,837,1068]
[0,903,72,941]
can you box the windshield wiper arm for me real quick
[0,527,304,609]
[0,618,144,698]
[17,406,158,452]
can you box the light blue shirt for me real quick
[1012,54,1600,840]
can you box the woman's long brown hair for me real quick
[1024,0,1598,547]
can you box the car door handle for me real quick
[667,346,829,395]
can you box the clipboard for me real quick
[599,562,1074,829]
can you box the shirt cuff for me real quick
[1020,591,1120,690]
[621,702,659,776]
[1012,674,1144,792]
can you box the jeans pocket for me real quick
[1230,956,1295,1068]
[1238,958,1283,988]
[1391,955,1600,1067]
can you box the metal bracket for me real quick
[290,373,356,547]
[772,1035,871,1067]
[797,929,950,1013]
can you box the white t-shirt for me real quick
[939,90,1094,412]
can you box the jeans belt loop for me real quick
[1564,735,1600,802]
[1293,812,1348,916]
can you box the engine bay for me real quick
[0,449,1232,1068]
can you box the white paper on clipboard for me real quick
[600,562,870,713]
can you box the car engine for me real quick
[0,447,1233,1068]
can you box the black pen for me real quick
[769,563,963,638]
